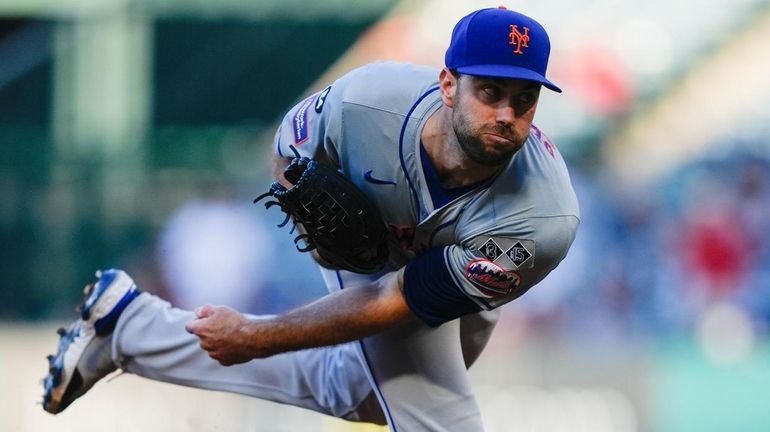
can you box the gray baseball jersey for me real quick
[275,61,579,326]
[112,61,579,432]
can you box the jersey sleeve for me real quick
[403,215,579,327]
[274,83,342,166]
[402,247,483,327]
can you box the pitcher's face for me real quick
[442,70,541,166]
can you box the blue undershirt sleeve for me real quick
[403,246,483,327]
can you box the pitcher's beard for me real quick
[452,115,525,167]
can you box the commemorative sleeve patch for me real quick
[465,259,521,296]
[472,236,535,270]
[292,96,314,145]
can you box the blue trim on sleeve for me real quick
[443,247,493,310]
[403,247,483,327]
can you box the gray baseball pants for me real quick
[111,268,500,431]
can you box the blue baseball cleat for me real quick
[42,269,140,414]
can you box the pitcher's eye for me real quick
[518,93,536,105]
[481,86,501,100]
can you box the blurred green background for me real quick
[2,0,770,431]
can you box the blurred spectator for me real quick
[508,148,770,345]
[731,157,770,332]
[156,196,272,314]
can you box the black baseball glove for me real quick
[255,156,389,274]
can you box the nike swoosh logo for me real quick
[364,170,396,185]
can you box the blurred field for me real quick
[1,321,639,432]
[4,319,770,432]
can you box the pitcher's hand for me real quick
[185,305,264,365]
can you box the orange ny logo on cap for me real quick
[508,25,530,55]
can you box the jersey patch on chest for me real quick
[472,236,535,271]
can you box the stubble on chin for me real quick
[455,127,526,167]
[450,101,528,167]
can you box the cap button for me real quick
[498,5,508,9]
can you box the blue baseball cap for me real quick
[445,6,561,93]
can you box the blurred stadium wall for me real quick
[0,0,394,318]
[2,0,770,431]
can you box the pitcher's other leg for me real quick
[113,292,384,423]
[357,310,498,429]
[324,269,485,432]
[357,319,484,432]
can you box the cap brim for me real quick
[456,64,562,93]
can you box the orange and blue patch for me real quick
[465,259,520,296]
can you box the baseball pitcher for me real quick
[42,7,579,431]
